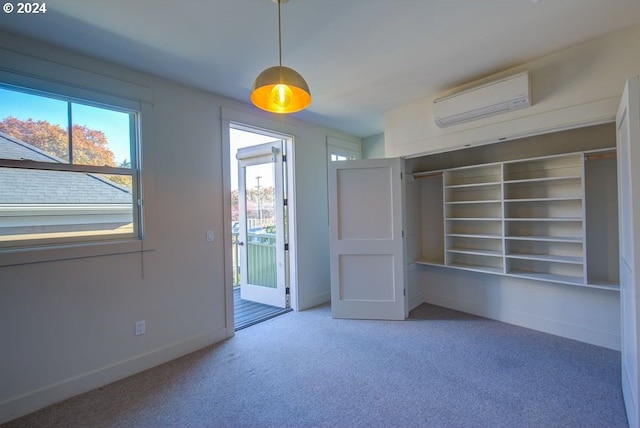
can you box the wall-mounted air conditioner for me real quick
[433,72,531,128]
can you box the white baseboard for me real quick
[407,263,423,312]
[299,290,330,311]
[424,290,620,351]
[0,327,228,425]
[408,295,423,312]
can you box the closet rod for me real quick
[585,151,616,161]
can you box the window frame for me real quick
[0,83,142,249]
[327,136,361,163]
[0,50,154,266]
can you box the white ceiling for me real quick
[1,0,639,138]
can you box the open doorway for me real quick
[229,125,293,330]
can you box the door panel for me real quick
[337,167,394,239]
[339,254,395,301]
[617,76,640,428]
[329,158,406,320]
[237,141,287,308]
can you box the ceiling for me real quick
[1,0,640,138]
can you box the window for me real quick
[330,153,355,162]
[327,136,361,163]
[0,84,140,248]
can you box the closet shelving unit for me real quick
[502,153,585,285]
[412,149,618,290]
[443,163,504,274]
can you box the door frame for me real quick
[222,113,298,336]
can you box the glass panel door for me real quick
[237,141,287,308]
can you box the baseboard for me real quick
[407,263,423,312]
[0,327,228,425]
[424,290,620,351]
[408,295,423,312]
[299,290,330,311]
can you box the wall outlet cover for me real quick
[135,320,145,336]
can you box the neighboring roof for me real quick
[0,130,65,163]
[0,131,132,204]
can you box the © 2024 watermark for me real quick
[3,2,47,14]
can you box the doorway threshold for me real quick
[234,287,292,331]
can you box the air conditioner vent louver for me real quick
[434,72,531,128]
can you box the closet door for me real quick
[618,76,640,428]
[328,158,406,320]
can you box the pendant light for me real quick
[251,0,311,114]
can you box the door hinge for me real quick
[286,287,290,295]
[403,288,406,296]
[282,154,287,162]
[284,243,289,251]
[401,172,403,180]
[283,198,288,206]
[402,230,405,238]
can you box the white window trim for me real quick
[327,135,361,163]
[0,49,156,267]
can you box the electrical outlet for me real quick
[206,230,214,242]
[135,320,145,336]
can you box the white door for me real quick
[237,141,287,308]
[618,76,640,428]
[328,158,407,320]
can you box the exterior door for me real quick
[328,158,407,320]
[618,76,640,428]
[237,141,287,308]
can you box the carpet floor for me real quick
[2,303,628,428]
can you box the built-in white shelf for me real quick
[446,233,502,239]
[504,197,582,203]
[447,262,504,274]
[448,248,503,257]
[503,175,583,185]
[505,253,583,264]
[445,182,501,189]
[446,200,502,205]
[448,218,503,221]
[414,259,445,267]
[506,270,584,286]
[505,235,582,243]
[504,217,583,222]
[412,150,620,289]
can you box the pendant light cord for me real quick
[278,0,282,67]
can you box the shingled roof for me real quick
[0,131,132,205]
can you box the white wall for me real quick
[420,267,621,349]
[385,24,640,158]
[362,133,385,159]
[0,31,359,423]
[385,26,640,350]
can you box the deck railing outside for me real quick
[232,231,277,288]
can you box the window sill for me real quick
[0,239,154,267]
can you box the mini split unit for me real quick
[433,72,531,128]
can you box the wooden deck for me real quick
[234,287,291,331]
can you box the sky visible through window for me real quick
[0,86,132,165]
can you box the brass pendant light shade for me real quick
[251,0,311,114]
[251,66,311,114]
